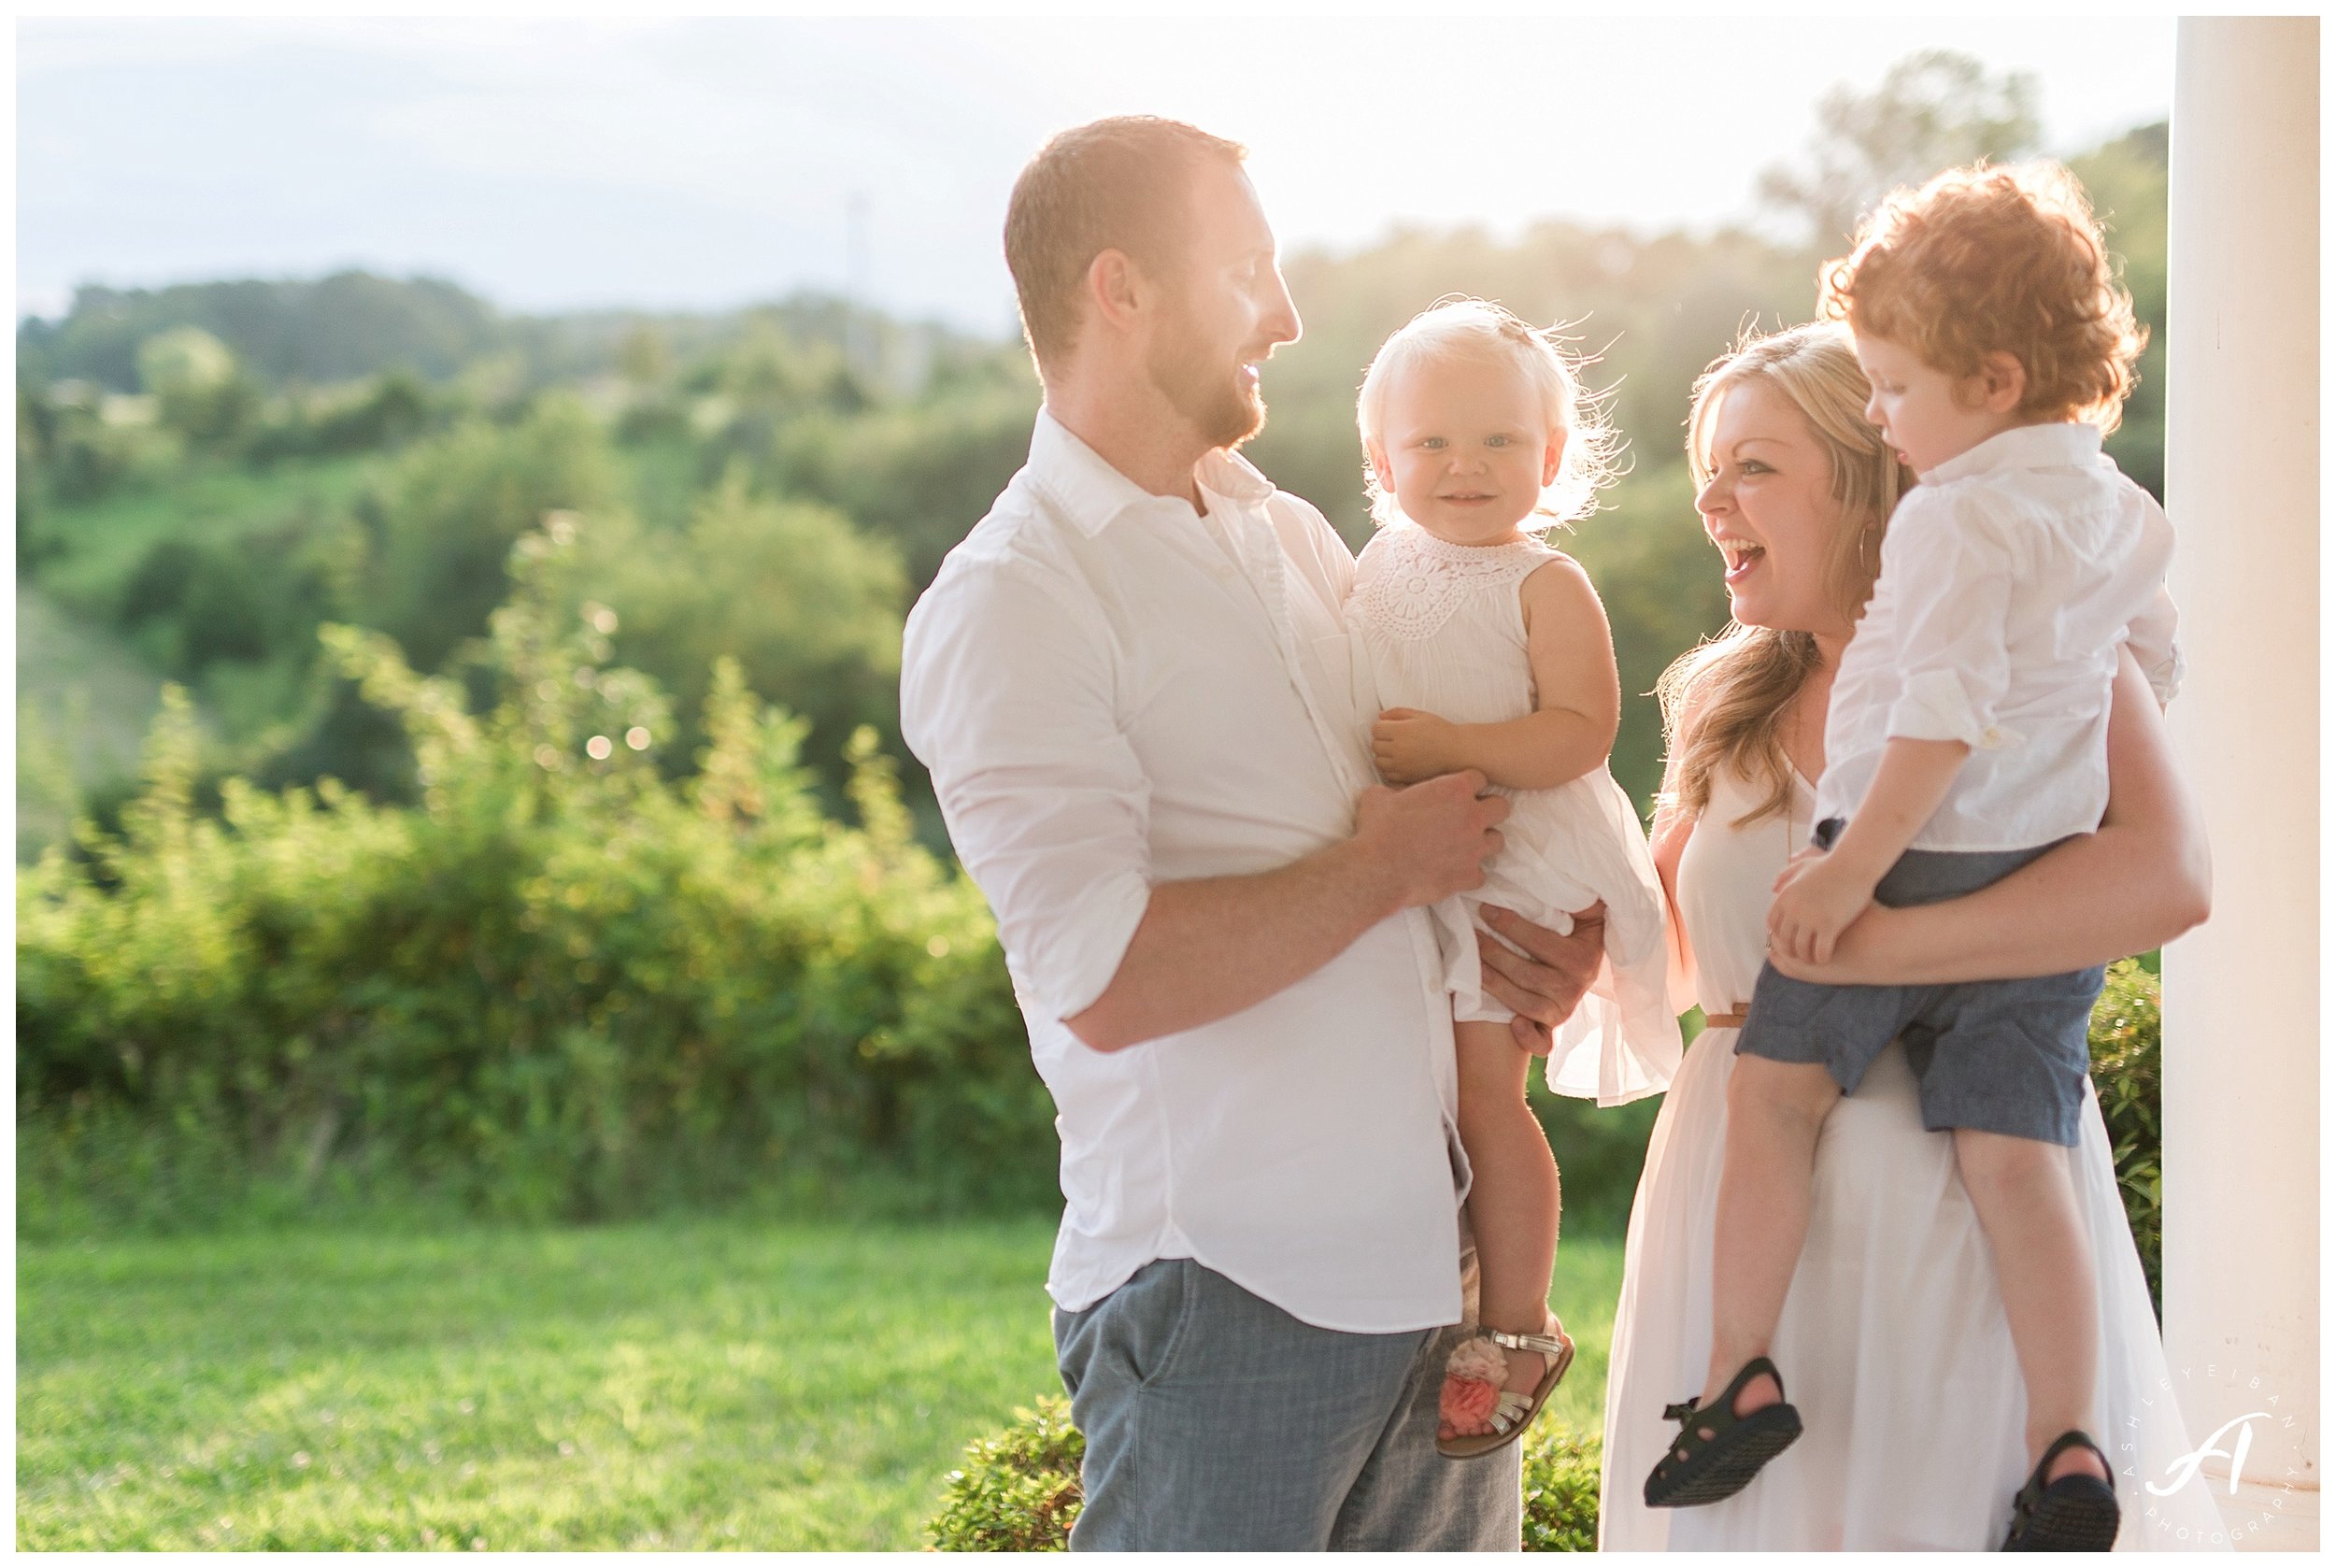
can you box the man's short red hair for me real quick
[1818,162,2145,431]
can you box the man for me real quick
[901,117,1602,1551]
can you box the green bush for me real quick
[17,517,1051,1233]
[1520,1425,1603,1551]
[925,1397,1601,1550]
[2087,959,2161,1312]
[928,1397,1087,1551]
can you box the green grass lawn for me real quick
[18,1219,1625,1550]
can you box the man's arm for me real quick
[1068,772,1510,1051]
[906,550,1514,1058]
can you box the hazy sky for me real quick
[20,16,2176,335]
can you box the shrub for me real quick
[2087,959,2161,1312]
[927,1397,1086,1551]
[925,1398,1601,1551]
[1520,1425,1602,1551]
[17,517,1051,1233]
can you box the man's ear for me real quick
[1086,249,1147,337]
[1542,429,1567,488]
[1974,350,2028,414]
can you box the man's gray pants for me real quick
[1052,1258,1522,1550]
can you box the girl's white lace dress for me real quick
[1346,522,1679,1105]
[1596,763,2229,1550]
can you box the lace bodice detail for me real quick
[1349,523,1561,644]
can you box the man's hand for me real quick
[1475,902,1606,1055]
[1371,707,1463,786]
[1766,849,1875,967]
[1351,771,1507,910]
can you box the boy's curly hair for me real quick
[1817,162,2145,432]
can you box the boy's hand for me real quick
[1766,849,1876,967]
[1372,707,1462,786]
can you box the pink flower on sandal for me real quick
[1441,1373,1501,1433]
[1440,1334,1510,1433]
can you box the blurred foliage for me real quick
[18,523,1050,1230]
[360,399,627,673]
[563,473,906,789]
[1519,1425,1604,1552]
[1759,49,2043,252]
[924,1395,1602,1550]
[2069,122,2171,498]
[927,1396,1088,1551]
[2088,960,2162,1314]
[20,272,500,391]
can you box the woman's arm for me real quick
[1770,651,2210,985]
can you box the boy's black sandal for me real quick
[2001,1430,2120,1551]
[1642,1356,1803,1508]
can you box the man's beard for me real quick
[1147,303,1265,450]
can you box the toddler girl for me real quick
[1642,164,2179,1551]
[1346,298,1681,1458]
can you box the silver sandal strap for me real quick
[1487,1390,1533,1435]
[1488,1328,1570,1356]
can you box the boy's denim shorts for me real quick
[1735,819,2103,1147]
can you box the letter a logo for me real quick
[2149,1412,2269,1497]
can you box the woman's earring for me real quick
[1857,527,1877,577]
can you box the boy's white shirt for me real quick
[900,409,1474,1334]
[1814,421,2181,852]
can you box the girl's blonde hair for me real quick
[1355,296,1621,530]
[1654,321,1916,827]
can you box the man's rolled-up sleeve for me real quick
[1882,496,2020,751]
[901,560,1153,1025]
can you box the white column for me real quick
[2161,15,2319,1553]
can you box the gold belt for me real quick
[1702,1009,1748,1030]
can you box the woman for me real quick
[1481,322,2226,1550]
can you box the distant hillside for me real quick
[19,273,500,390]
[17,271,1000,397]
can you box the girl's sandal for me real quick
[2000,1430,2120,1551]
[1642,1355,1803,1507]
[1436,1314,1575,1460]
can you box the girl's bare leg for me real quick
[1954,1129,2109,1483]
[1700,1054,1841,1415]
[1450,1019,1561,1422]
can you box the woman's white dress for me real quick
[1597,764,2228,1550]
[1347,521,1678,1105]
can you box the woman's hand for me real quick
[1770,652,2208,985]
[1372,707,1462,786]
[1475,901,1607,1054]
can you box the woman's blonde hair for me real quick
[1654,321,1916,827]
[1355,296,1622,530]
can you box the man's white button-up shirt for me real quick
[1816,421,2182,851]
[901,410,1468,1333]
